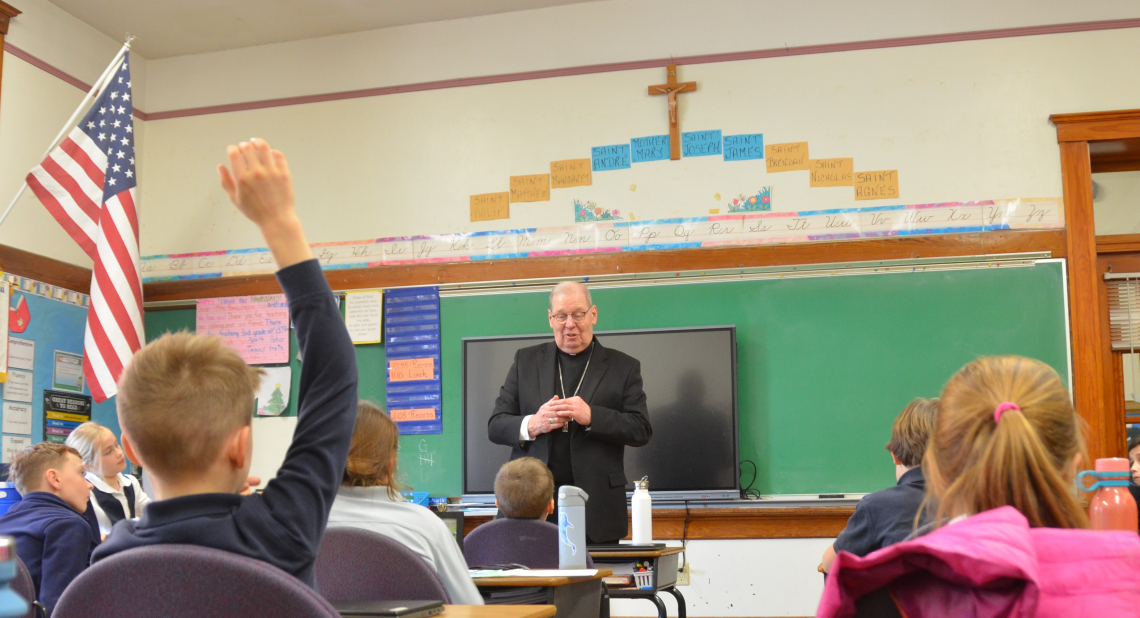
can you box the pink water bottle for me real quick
[1079,458,1138,534]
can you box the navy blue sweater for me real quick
[0,492,99,612]
[91,259,359,587]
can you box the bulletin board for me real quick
[0,275,118,462]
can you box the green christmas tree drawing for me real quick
[263,384,285,415]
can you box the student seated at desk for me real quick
[465,457,595,569]
[0,443,100,613]
[327,401,483,605]
[66,422,152,537]
[819,356,1140,618]
[820,397,938,572]
[92,139,360,589]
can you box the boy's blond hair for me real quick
[9,443,80,494]
[885,398,939,467]
[495,457,554,519]
[116,331,262,482]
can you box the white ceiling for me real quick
[47,0,604,59]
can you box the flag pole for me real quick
[0,37,133,228]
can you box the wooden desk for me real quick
[440,605,555,618]
[474,569,610,618]
[589,548,685,618]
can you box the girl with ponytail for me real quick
[819,356,1140,618]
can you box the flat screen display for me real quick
[463,326,738,498]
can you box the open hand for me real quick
[240,475,262,495]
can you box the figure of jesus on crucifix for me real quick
[649,64,696,160]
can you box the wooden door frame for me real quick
[1052,108,1140,459]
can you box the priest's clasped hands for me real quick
[528,395,592,436]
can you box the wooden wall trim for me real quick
[1051,109,1140,143]
[1096,234,1140,255]
[0,244,91,294]
[1061,141,1117,460]
[0,2,19,36]
[142,230,1066,303]
[463,506,856,540]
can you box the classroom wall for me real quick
[136,27,1140,258]
[0,0,148,266]
[1094,171,1140,235]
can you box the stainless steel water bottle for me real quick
[557,485,589,569]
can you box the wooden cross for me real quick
[648,64,697,160]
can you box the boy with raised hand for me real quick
[91,138,359,587]
[0,443,99,612]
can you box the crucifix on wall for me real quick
[648,64,697,160]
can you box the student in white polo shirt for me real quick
[65,422,152,537]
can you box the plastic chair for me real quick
[52,545,340,618]
[464,518,594,569]
[12,557,43,618]
[315,527,451,603]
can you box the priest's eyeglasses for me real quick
[550,310,592,323]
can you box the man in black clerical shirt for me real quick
[488,282,652,543]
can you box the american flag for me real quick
[25,53,142,402]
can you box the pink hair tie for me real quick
[994,402,1020,423]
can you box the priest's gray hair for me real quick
[550,281,592,309]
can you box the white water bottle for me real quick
[632,476,652,544]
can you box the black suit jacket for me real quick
[487,338,651,543]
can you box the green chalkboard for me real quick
[144,261,1069,498]
[438,261,1069,496]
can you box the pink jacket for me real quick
[818,506,1140,618]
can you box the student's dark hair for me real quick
[1129,434,1140,454]
[342,400,407,500]
[885,398,939,467]
[924,356,1088,529]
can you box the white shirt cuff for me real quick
[520,415,535,441]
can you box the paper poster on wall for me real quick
[550,160,592,189]
[345,291,383,344]
[43,390,92,443]
[470,192,510,222]
[52,351,84,392]
[42,392,91,443]
[8,338,34,371]
[855,170,900,200]
[2,402,31,435]
[509,174,550,203]
[196,295,290,365]
[255,366,292,416]
[591,145,631,171]
[0,281,8,382]
[766,142,810,172]
[631,136,670,163]
[682,130,722,157]
[389,358,434,382]
[3,370,33,403]
[2,436,30,464]
[723,134,764,161]
[810,158,854,187]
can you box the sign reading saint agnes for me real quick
[648,64,697,161]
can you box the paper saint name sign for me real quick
[391,408,437,422]
[810,158,854,187]
[592,145,631,171]
[550,160,592,189]
[389,358,434,382]
[682,130,722,157]
[510,174,551,203]
[196,294,290,365]
[766,142,810,172]
[631,136,670,163]
[470,192,509,222]
[855,170,900,200]
[723,134,764,161]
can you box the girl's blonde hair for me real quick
[924,356,1088,529]
[64,422,114,475]
[342,401,407,500]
